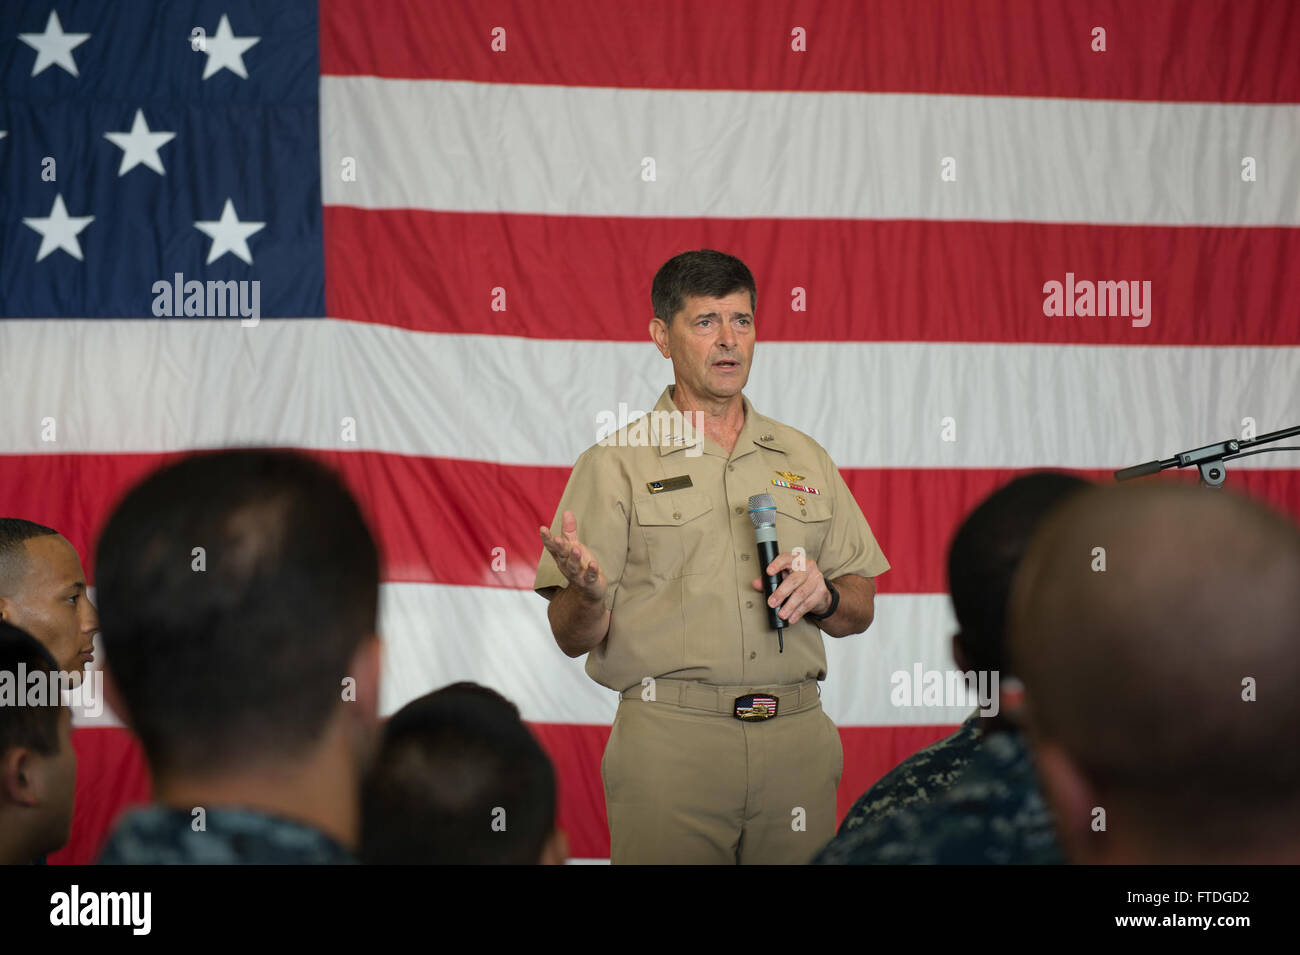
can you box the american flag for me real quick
[738,696,779,719]
[2,1,1297,863]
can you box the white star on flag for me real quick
[194,198,266,265]
[104,109,177,176]
[18,11,91,78]
[23,194,95,262]
[201,14,260,80]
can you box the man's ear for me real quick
[1033,739,1103,864]
[648,318,671,358]
[345,634,382,724]
[1,746,40,808]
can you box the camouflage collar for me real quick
[97,806,357,865]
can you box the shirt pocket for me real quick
[633,489,717,579]
[772,493,833,567]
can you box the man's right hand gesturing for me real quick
[539,510,611,657]
[539,510,607,605]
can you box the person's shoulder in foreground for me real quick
[812,727,1063,865]
[98,806,355,865]
[833,711,984,837]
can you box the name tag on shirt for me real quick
[646,475,693,494]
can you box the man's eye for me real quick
[68,594,78,604]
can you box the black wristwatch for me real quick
[807,578,840,620]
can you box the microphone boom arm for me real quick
[1114,424,1300,488]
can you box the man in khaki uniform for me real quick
[535,249,889,864]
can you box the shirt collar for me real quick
[654,385,787,458]
[102,806,356,865]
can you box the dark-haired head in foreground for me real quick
[1009,482,1300,864]
[362,682,567,864]
[0,621,76,864]
[817,471,1090,863]
[95,449,381,864]
[0,518,99,676]
[947,470,1094,702]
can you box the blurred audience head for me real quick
[947,472,1091,689]
[94,450,381,794]
[362,682,566,864]
[0,519,99,676]
[0,621,76,864]
[1009,483,1300,863]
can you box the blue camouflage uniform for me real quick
[813,727,1064,865]
[98,806,355,864]
[834,710,984,837]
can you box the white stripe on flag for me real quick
[71,588,965,728]
[3,319,1297,468]
[320,77,1300,226]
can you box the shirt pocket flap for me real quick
[774,494,832,523]
[634,490,712,526]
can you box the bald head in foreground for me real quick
[1008,483,1300,863]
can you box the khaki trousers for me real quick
[602,678,843,864]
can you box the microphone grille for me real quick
[748,492,777,528]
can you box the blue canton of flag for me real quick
[0,0,324,318]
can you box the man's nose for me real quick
[83,600,100,633]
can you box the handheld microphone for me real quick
[748,492,787,651]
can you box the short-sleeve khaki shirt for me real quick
[534,385,890,692]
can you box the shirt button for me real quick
[741,553,750,561]
[728,465,734,472]
[673,511,681,520]
[745,600,753,609]
[801,508,807,516]
[750,651,757,660]
[734,505,743,515]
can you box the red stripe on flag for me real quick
[48,722,960,862]
[324,208,1300,346]
[319,0,1300,103]
[6,454,1300,596]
